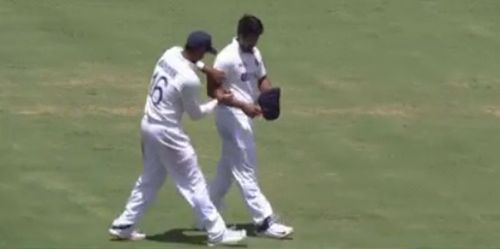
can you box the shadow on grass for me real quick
[146,228,205,246]
[111,223,291,246]
[229,222,293,240]
[228,223,257,237]
[146,227,248,247]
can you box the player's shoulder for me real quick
[178,69,199,87]
[253,46,264,60]
[217,42,233,54]
[161,46,181,59]
[216,41,238,60]
[158,46,183,71]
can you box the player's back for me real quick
[143,46,199,126]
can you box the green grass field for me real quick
[2,0,500,248]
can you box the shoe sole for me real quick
[207,239,245,247]
[257,228,294,239]
[108,229,146,241]
[207,233,247,247]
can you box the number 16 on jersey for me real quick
[150,72,168,106]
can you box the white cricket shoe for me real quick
[257,222,294,239]
[109,225,146,241]
[207,228,247,247]
[255,216,294,239]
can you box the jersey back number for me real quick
[150,72,168,106]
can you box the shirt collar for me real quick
[232,37,255,54]
[176,46,197,70]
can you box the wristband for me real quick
[195,61,205,70]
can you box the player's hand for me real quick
[241,104,262,118]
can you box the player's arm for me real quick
[206,57,230,100]
[258,76,273,93]
[181,79,219,121]
[196,61,226,85]
[207,72,261,118]
[196,61,236,104]
[207,57,261,118]
[256,50,273,93]
[207,74,241,106]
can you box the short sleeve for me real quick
[213,54,232,73]
[255,49,267,79]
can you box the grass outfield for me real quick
[1,0,500,248]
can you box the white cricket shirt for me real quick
[143,46,217,150]
[213,38,267,116]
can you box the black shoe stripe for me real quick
[255,216,272,232]
[111,224,133,230]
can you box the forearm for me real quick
[197,63,223,98]
[211,87,250,109]
[206,74,219,98]
[184,99,217,120]
[206,76,242,107]
[259,76,273,93]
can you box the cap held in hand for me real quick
[257,87,281,121]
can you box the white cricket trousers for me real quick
[112,118,226,240]
[210,108,274,224]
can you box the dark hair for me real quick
[237,14,264,36]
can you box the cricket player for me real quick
[108,31,246,246]
[207,15,294,238]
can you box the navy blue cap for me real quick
[185,30,217,54]
[258,87,281,121]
